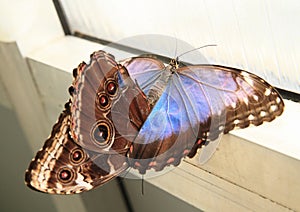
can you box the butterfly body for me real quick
[25,50,284,194]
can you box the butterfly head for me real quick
[168,57,180,73]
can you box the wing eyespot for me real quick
[57,167,75,184]
[105,80,118,96]
[96,93,111,111]
[91,120,114,148]
[70,148,86,165]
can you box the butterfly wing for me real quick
[178,65,284,130]
[127,68,227,173]
[127,74,204,173]
[121,57,165,95]
[25,102,128,194]
[178,65,284,163]
[70,51,150,154]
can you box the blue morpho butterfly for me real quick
[25,49,284,194]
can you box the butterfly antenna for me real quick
[174,36,178,59]
[142,175,145,195]
[177,44,217,59]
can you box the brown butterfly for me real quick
[25,51,151,194]
[25,50,284,194]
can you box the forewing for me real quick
[70,51,150,153]
[121,57,165,95]
[178,65,284,163]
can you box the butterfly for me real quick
[25,50,284,194]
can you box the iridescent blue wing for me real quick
[127,65,229,172]
[121,57,165,95]
[128,70,219,173]
[124,58,284,173]
[177,65,284,163]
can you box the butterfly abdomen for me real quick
[147,70,172,108]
